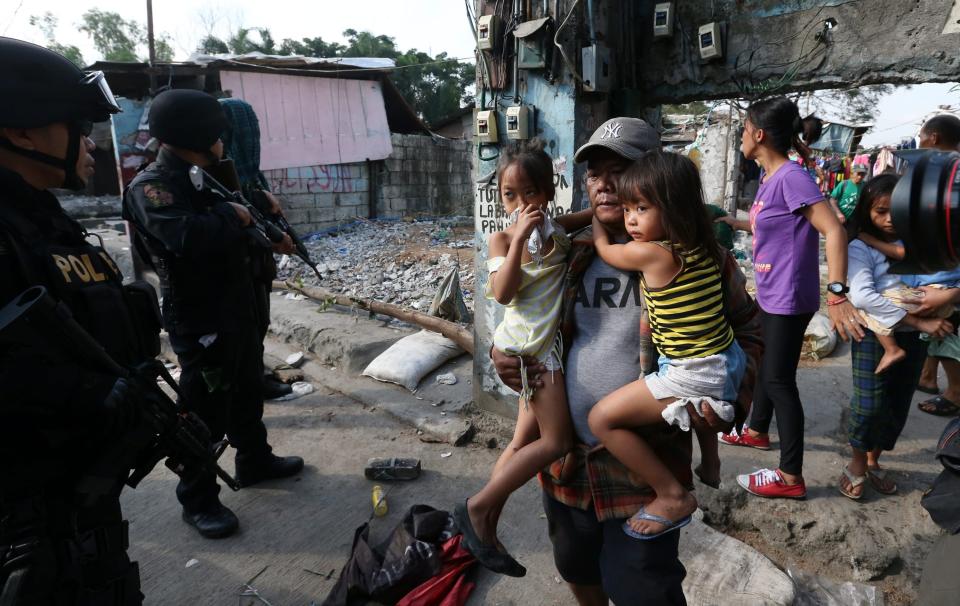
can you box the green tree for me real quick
[155,35,175,62]
[278,36,345,58]
[336,29,473,124]
[79,9,143,62]
[811,85,895,124]
[341,29,400,58]
[29,12,85,67]
[228,27,278,54]
[197,35,229,54]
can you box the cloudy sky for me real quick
[1,0,477,61]
[3,0,957,146]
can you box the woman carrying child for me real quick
[841,174,954,499]
[455,140,592,576]
[587,151,746,538]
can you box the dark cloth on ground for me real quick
[849,330,928,451]
[748,310,814,476]
[542,492,686,605]
[322,505,468,606]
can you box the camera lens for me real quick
[890,150,960,272]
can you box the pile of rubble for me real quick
[278,218,477,312]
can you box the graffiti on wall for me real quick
[264,163,365,195]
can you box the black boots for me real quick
[236,454,304,488]
[181,502,239,539]
[262,375,293,400]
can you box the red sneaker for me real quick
[737,468,806,499]
[718,428,771,450]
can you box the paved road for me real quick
[123,379,570,605]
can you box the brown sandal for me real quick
[839,467,866,500]
[866,467,897,495]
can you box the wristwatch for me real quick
[826,282,849,296]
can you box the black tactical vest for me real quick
[123,155,258,336]
[0,184,159,366]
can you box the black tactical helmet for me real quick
[0,37,121,190]
[0,37,121,128]
[149,89,228,152]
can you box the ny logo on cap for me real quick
[600,122,623,140]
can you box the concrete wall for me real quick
[376,134,474,218]
[264,163,372,234]
[263,134,473,233]
[630,0,960,103]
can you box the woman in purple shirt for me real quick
[718,96,865,499]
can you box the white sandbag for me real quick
[680,516,795,605]
[802,312,837,360]
[362,330,464,391]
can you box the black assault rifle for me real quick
[189,160,324,282]
[0,287,240,500]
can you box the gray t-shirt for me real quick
[565,254,643,446]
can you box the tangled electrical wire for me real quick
[730,4,837,102]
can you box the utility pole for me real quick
[146,0,158,93]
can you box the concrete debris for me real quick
[285,352,305,367]
[277,219,476,313]
[435,372,458,385]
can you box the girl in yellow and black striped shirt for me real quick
[589,152,747,541]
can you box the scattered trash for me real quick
[802,312,838,360]
[185,558,199,568]
[271,382,314,401]
[789,567,884,606]
[285,351,305,367]
[440,452,452,458]
[435,372,458,385]
[440,411,447,416]
[238,566,272,606]
[371,485,388,517]
[364,457,422,481]
[427,268,472,324]
[284,292,306,301]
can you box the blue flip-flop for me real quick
[622,506,692,540]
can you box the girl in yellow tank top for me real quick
[589,152,746,540]
[454,140,594,576]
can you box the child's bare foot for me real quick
[694,460,721,489]
[875,348,906,374]
[625,491,697,536]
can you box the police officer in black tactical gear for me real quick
[0,37,150,605]
[123,89,304,540]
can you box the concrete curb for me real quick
[160,292,474,446]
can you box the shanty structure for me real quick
[96,53,472,232]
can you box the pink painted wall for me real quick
[220,70,393,171]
